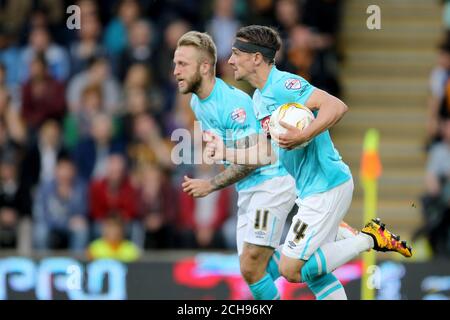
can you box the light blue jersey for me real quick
[252,66,352,199]
[191,78,289,192]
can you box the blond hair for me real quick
[177,31,217,74]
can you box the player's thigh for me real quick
[282,179,354,262]
[244,175,297,250]
[236,175,296,257]
[237,204,274,278]
[323,179,355,242]
[244,204,289,250]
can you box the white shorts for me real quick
[236,175,297,256]
[282,178,354,261]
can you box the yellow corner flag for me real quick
[360,129,382,300]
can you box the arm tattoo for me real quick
[210,164,255,191]
[209,134,260,191]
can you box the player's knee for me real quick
[240,259,262,283]
[240,261,256,283]
[245,244,262,262]
[240,247,267,283]
[279,263,301,283]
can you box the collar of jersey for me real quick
[198,77,219,103]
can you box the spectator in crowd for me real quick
[33,157,88,253]
[275,0,301,37]
[206,0,240,63]
[206,0,246,91]
[123,63,165,131]
[0,31,21,107]
[69,12,105,76]
[103,0,141,72]
[77,0,99,18]
[301,0,342,96]
[123,62,151,91]
[64,84,122,150]
[66,55,122,115]
[243,0,276,26]
[19,4,68,46]
[284,24,315,80]
[274,0,307,75]
[0,85,26,146]
[443,0,450,31]
[117,19,155,80]
[74,0,106,37]
[154,19,190,87]
[427,39,450,148]
[89,153,142,246]
[21,53,66,135]
[128,112,173,170]
[167,92,196,187]
[64,84,104,150]
[120,86,149,144]
[178,153,231,249]
[0,153,31,249]
[0,0,36,38]
[169,88,196,130]
[417,117,450,256]
[18,26,70,83]
[302,0,342,39]
[0,121,18,164]
[275,0,342,96]
[21,120,68,192]
[135,164,177,249]
[72,113,125,182]
[87,213,140,262]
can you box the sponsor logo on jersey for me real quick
[231,108,246,124]
[285,78,301,90]
[260,116,271,137]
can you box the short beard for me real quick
[181,68,202,95]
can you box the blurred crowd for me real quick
[0,0,342,260]
[419,0,450,257]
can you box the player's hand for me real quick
[275,121,310,150]
[182,176,214,198]
[203,131,225,161]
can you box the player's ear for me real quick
[200,60,209,75]
[254,52,264,66]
